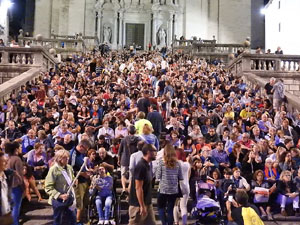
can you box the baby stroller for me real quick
[192,181,225,225]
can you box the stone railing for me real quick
[173,40,246,63]
[51,34,99,50]
[227,53,300,77]
[174,39,217,46]
[0,46,57,102]
[192,43,244,54]
[18,37,86,53]
[19,35,98,53]
[0,68,42,103]
[227,53,300,112]
[0,46,57,72]
[242,72,300,112]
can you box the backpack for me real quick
[241,207,264,225]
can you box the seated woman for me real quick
[251,170,276,220]
[90,166,114,225]
[181,135,196,156]
[23,163,42,202]
[27,143,48,179]
[86,149,98,173]
[277,170,300,216]
[166,130,181,149]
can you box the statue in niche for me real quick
[103,25,112,44]
[158,28,166,47]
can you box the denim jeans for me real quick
[12,186,23,225]
[52,205,76,225]
[95,195,113,220]
[157,193,178,225]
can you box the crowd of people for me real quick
[0,47,299,225]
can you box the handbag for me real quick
[52,192,75,209]
[0,212,13,225]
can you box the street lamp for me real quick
[260,8,266,15]
[0,0,13,45]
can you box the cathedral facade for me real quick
[34,0,256,50]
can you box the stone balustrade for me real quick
[0,68,41,103]
[0,46,57,72]
[228,53,300,76]
[173,39,246,63]
[174,39,217,46]
[18,37,86,53]
[227,53,300,112]
[19,35,98,53]
[0,46,57,102]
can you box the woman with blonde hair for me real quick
[45,150,76,225]
[277,170,299,216]
[156,144,184,225]
[139,123,159,150]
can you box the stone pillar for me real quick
[152,12,158,48]
[113,12,118,48]
[168,13,173,47]
[98,10,103,43]
[118,12,124,49]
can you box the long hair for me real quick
[163,144,177,169]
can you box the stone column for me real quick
[113,12,118,49]
[152,11,158,48]
[98,10,103,43]
[173,13,178,45]
[168,13,173,47]
[118,11,124,49]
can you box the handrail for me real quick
[242,72,300,112]
[0,68,41,103]
[227,53,300,75]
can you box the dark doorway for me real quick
[126,23,145,50]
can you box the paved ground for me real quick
[20,198,299,225]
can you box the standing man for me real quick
[264,77,275,103]
[147,105,164,140]
[118,126,140,196]
[69,139,91,225]
[137,90,151,116]
[129,144,157,225]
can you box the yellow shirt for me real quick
[239,109,253,120]
[135,119,153,134]
[224,111,235,120]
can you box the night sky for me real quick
[9,0,26,38]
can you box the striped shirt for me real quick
[156,159,183,194]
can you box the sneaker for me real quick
[98,220,104,225]
[281,209,287,217]
[261,215,267,220]
[109,220,116,225]
[104,220,109,225]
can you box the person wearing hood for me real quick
[118,125,140,196]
